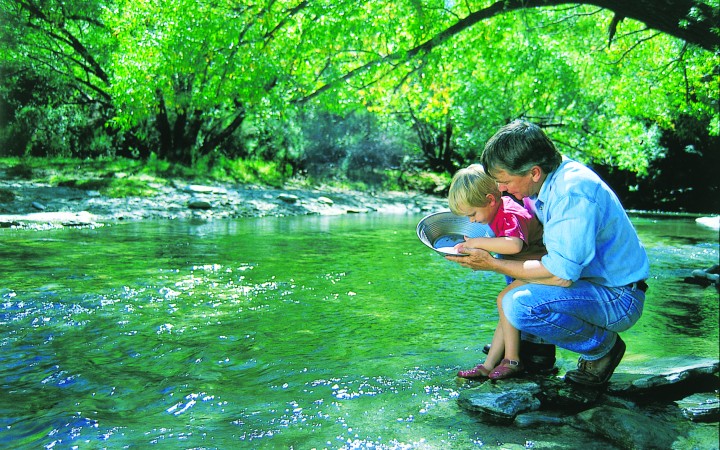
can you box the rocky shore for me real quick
[0,178,447,229]
[458,357,719,449]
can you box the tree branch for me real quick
[298,0,718,104]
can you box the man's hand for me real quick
[445,246,495,271]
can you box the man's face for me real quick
[491,168,542,199]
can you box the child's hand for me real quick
[454,236,475,254]
[462,236,480,248]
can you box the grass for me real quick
[0,155,447,198]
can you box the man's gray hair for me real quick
[480,120,562,176]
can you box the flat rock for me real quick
[0,211,97,228]
[180,184,226,194]
[277,193,299,203]
[608,357,719,397]
[459,357,719,447]
[571,405,680,450]
[457,379,542,423]
[677,392,720,422]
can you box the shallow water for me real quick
[1,214,718,449]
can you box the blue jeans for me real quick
[502,280,645,360]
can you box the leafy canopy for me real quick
[1,0,717,175]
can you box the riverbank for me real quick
[0,177,448,229]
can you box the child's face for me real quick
[458,202,496,225]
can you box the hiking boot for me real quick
[565,336,626,387]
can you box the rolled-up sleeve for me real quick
[535,158,649,286]
[540,193,600,282]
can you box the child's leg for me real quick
[498,313,521,361]
[482,322,504,369]
[457,281,525,379]
[488,281,527,380]
[479,281,524,368]
[497,280,525,362]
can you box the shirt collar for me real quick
[536,156,570,203]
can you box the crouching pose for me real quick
[448,121,649,386]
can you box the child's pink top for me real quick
[489,196,546,261]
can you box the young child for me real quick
[448,164,546,380]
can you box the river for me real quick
[1,213,718,449]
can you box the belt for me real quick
[629,280,648,293]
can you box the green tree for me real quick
[2,0,717,178]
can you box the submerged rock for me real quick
[0,188,16,202]
[683,264,720,288]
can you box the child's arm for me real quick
[458,236,524,255]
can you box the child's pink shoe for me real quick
[457,364,492,379]
[488,359,524,380]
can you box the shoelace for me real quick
[577,359,592,371]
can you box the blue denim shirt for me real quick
[526,159,650,286]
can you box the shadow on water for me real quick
[0,213,717,449]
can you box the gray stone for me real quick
[458,357,719,448]
[31,201,46,210]
[181,184,226,194]
[0,211,97,229]
[278,193,299,203]
[457,379,542,423]
[677,392,720,422]
[571,406,680,450]
[188,199,212,210]
[317,196,334,205]
[608,357,719,396]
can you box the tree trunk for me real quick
[155,90,173,160]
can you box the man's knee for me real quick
[501,289,529,329]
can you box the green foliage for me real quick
[400,171,453,195]
[194,155,289,187]
[1,0,717,194]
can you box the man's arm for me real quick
[446,247,572,287]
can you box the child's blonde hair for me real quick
[448,164,501,215]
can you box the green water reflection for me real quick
[1,214,718,449]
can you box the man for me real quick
[448,120,649,386]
